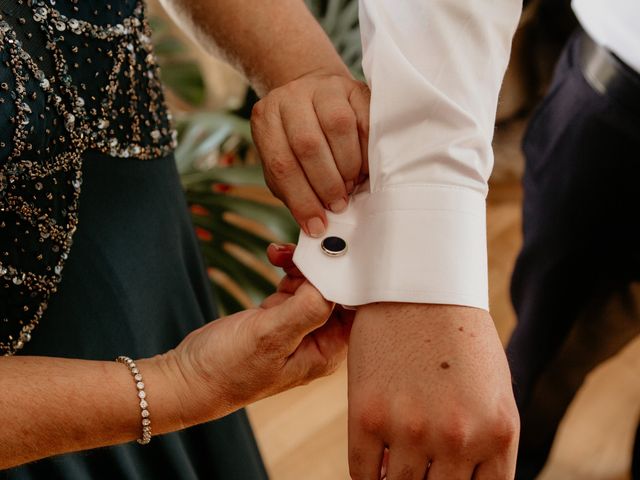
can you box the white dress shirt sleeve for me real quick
[293,0,522,311]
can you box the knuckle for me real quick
[358,118,370,141]
[323,181,345,200]
[342,166,361,184]
[250,103,269,138]
[342,166,361,186]
[280,80,302,96]
[397,415,429,443]
[490,410,519,450]
[354,402,388,436]
[300,294,330,324]
[263,177,281,200]
[290,133,322,159]
[250,99,265,122]
[441,415,471,450]
[357,81,371,99]
[324,108,355,136]
[267,156,297,180]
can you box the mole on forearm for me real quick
[440,361,450,370]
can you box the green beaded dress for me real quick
[0,0,268,478]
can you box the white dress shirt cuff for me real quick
[293,183,489,310]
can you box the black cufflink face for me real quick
[321,236,348,257]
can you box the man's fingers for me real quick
[385,447,430,480]
[251,100,327,237]
[348,82,371,176]
[473,455,517,480]
[425,459,474,480]
[471,460,512,480]
[348,430,385,480]
[280,99,349,213]
[472,438,518,479]
[313,87,362,191]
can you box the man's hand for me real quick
[347,303,519,479]
[251,72,370,237]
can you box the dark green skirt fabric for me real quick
[3,151,268,479]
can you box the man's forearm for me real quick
[158,0,350,95]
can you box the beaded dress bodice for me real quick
[0,0,176,355]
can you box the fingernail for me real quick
[269,243,292,252]
[345,180,354,193]
[329,198,348,213]
[306,217,326,238]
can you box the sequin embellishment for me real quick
[0,0,177,355]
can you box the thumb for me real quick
[272,281,334,347]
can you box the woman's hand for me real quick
[167,244,353,425]
[251,72,370,237]
[0,245,351,468]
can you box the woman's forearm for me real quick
[0,355,187,470]
[0,249,351,470]
[158,0,350,95]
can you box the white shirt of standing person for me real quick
[573,0,640,75]
[294,0,522,311]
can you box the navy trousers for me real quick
[507,32,640,479]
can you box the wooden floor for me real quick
[247,123,640,480]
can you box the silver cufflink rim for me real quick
[321,236,348,257]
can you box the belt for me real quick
[579,30,640,113]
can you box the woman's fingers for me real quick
[277,275,306,295]
[266,243,303,278]
[285,314,350,383]
[266,243,305,294]
[264,281,333,349]
[260,292,292,309]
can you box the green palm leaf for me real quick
[175,113,298,315]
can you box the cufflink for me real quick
[321,236,347,257]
